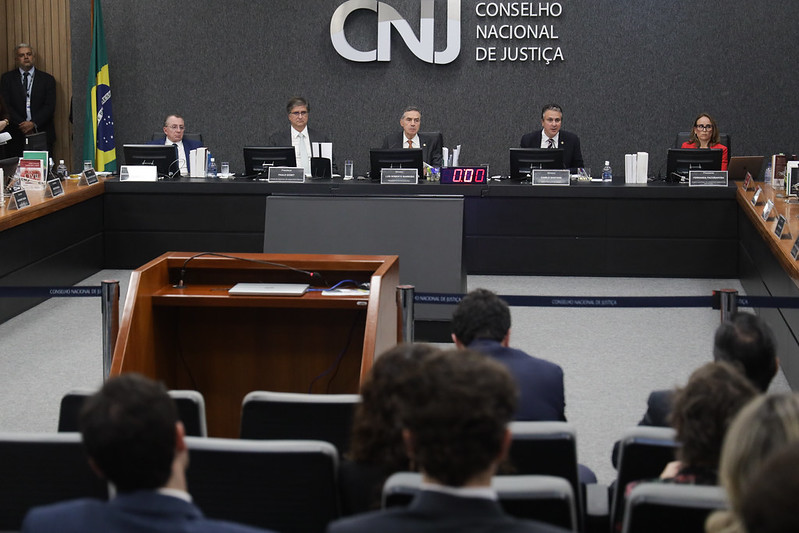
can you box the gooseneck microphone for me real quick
[174,252,327,289]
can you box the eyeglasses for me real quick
[694,124,713,130]
[167,125,185,130]
[290,111,308,117]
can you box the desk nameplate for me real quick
[689,170,728,187]
[532,169,570,186]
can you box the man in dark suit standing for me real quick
[327,349,568,533]
[148,114,203,176]
[0,43,56,157]
[21,374,273,533]
[268,96,335,176]
[520,103,584,170]
[381,106,443,167]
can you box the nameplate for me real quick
[120,165,158,182]
[268,167,305,183]
[689,170,728,187]
[751,187,762,206]
[9,189,31,210]
[762,199,774,221]
[45,178,64,198]
[791,236,799,260]
[79,168,99,186]
[532,169,570,185]
[381,168,418,184]
[775,214,791,239]
[742,171,753,191]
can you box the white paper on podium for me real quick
[636,152,649,184]
[624,154,636,184]
[190,147,208,177]
[453,144,461,166]
[442,147,449,166]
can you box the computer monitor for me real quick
[666,148,723,182]
[369,148,424,181]
[243,147,297,175]
[123,144,180,177]
[509,148,564,181]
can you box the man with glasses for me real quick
[268,96,334,176]
[148,114,203,175]
[381,106,443,167]
[520,103,584,170]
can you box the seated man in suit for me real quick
[268,96,335,176]
[22,373,273,533]
[520,103,584,170]
[611,311,779,467]
[381,106,443,167]
[327,349,568,533]
[149,114,203,176]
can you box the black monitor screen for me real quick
[243,146,297,175]
[666,148,722,182]
[509,148,564,181]
[123,144,180,177]
[369,148,424,181]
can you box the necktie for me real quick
[297,133,310,175]
[22,72,29,96]
[407,139,413,149]
[547,138,555,149]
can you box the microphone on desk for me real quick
[174,252,327,289]
[166,158,181,179]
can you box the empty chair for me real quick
[0,432,109,531]
[383,472,578,532]
[622,483,727,533]
[612,426,679,528]
[58,388,208,436]
[240,391,360,454]
[185,437,339,533]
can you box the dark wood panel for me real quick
[464,236,608,275]
[604,239,737,278]
[465,197,607,237]
[606,198,738,239]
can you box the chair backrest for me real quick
[186,437,339,533]
[674,131,732,156]
[58,389,208,437]
[240,391,360,454]
[151,132,204,144]
[622,483,727,533]
[383,472,578,531]
[25,131,48,150]
[612,426,679,527]
[0,432,109,530]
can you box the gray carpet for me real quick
[0,270,791,485]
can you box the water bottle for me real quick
[208,157,218,178]
[56,160,68,180]
[602,161,612,182]
[764,163,772,184]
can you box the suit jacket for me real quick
[519,129,584,170]
[470,339,566,422]
[147,137,204,173]
[327,490,568,533]
[381,132,443,167]
[267,127,337,173]
[21,491,274,533]
[0,67,56,155]
[611,389,673,468]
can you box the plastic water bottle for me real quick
[208,157,218,178]
[764,163,772,184]
[602,161,612,182]
[56,160,68,180]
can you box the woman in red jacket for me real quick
[682,112,729,170]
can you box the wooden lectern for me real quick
[111,252,400,437]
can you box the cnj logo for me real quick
[330,0,461,64]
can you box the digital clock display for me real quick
[440,166,488,184]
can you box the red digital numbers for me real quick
[451,168,486,183]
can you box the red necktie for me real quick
[407,139,413,149]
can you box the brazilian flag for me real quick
[83,0,116,172]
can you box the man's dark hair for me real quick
[451,288,510,346]
[286,96,309,114]
[713,312,777,392]
[402,349,518,486]
[541,103,563,118]
[79,373,178,492]
[670,361,758,469]
[163,114,184,126]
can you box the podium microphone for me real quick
[174,252,327,289]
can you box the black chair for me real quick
[25,131,48,151]
[240,390,360,454]
[622,483,727,533]
[151,132,204,144]
[383,472,578,531]
[674,131,731,156]
[0,432,109,531]
[58,389,208,436]
[186,437,339,533]
[611,426,679,528]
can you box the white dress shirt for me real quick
[540,130,559,149]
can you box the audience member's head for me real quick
[451,288,511,347]
[739,442,799,533]
[713,311,778,392]
[705,393,799,533]
[80,373,184,493]
[402,349,518,487]
[348,343,439,470]
[669,361,758,472]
